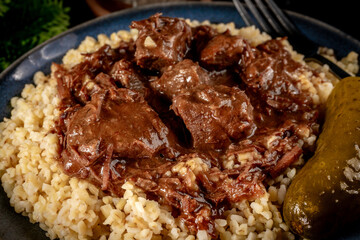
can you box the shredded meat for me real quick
[53,14,320,238]
[110,59,150,98]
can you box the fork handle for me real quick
[305,53,351,79]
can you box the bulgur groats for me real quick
[0,19,358,240]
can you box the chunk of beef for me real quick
[130,13,192,71]
[238,39,313,112]
[53,42,135,105]
[110,59,150,98]
[189,25,218,60]
[83,43,134,76]
[200,31,249,70]
[60,89,180,180]
[150,59,210,99]
[172,85,255,150]
[80,72,119,102]
[93,72,117,89]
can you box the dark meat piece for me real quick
[131,13,192,71]
[189,25,218,60]
[83,43,135,75]
[200,31,249,70]
[238,39,313,112]
[53,41,135,105]
[150,59,210,99]
[172,85,255,150]
[269,145,302,177]
[53,64,118,106]
[110,59,150,98]
[59,88,180,184]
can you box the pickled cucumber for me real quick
[283,77,360,239]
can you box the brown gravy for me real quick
[53,14,319,236]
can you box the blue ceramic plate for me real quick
[1,2,359,240]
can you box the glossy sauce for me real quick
[54,14,319,237]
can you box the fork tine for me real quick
[244,0,273,33]
[233,0,255,27]
[265,0,300,36]
[254,0,285,36]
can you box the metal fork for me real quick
[233,0,351,79]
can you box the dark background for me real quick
[63,0,360,41]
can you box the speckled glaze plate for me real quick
[1,2,360,240]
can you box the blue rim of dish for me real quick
[1,2,360,240]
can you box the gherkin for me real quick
[283,77,360,239]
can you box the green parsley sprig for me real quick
[0,0,70,72]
